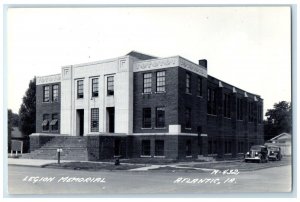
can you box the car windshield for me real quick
[269,147,279,151]
[250,145,263,150]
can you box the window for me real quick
[52,85,59,102]
[207,88,217,115]
[156,107,165,128]
[225,141,232,154]
[237,98,243,120]
[91,108,99,132]
[186,140,192,156]
[143,73,152,93]
[208,140,213,154]
[142,108,152,128]
[213,140,218,154]
[223,93,231,118]
[155,140,164,156]
[42,114,50,131]
[197,77,203,96]
[77,80,84,98]
[185,73,191,94]
[185,107,191,129]
[92,78,99,97]
[258,105,262,123]
[248,102,254,122]
[141,140,151,156]
[156,71,165,92]
[50,113,59,131]
[43,86,50,102]
[107,76,114,96]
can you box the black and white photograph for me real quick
[3,4,295,198]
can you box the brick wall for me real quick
[36,83,61,134]
[133,67,179,133]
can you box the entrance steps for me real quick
[21,136,88,161]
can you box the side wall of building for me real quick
[36,82,61,134]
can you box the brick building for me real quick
[29,51,264,160]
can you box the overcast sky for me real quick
[6,7,291,117]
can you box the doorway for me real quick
[76,109,84,136]
[107,107,115,133]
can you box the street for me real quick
[7,163,292,195]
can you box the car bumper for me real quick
[245,157,261,160]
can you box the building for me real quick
[265,133,291,156]
[29,51,264,160]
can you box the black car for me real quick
[244,145,269,163]
[267,145,282,161]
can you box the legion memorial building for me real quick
[27,51,264,160]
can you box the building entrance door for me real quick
[107,107,115,133]
[77,109,84,136]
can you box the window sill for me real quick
[140,155,151,158]
[155,91,166,94]
[154,156,165,158]
[154,127,166,129]
[208,154,218,157]
[224,117,231,120]
[185,92,192,95]
[207,114,217,117]
[141,127,153,130]
[197,95,203,98]
[185,128,192,130]
[186,155,192,158]
[224,153,232,155]
[42,101,50,104]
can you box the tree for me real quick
[264,101,292,141]
[8,109,12,151]
[7,109,19,151]
[19,77,36,136]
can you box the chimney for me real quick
[198,59,207,69]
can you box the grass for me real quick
[42,161,144,171]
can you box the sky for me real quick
[6,7,291,118]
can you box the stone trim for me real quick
[36,74,61,85]
[133,56,207,78]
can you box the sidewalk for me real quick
[8,158,72,167]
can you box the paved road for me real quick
[7,164,292,195]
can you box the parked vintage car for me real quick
[244,145,269,163]
[267,145,282,161]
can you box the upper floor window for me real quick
[50,113,59,131]
[107,76,114,96]
[91,108,99,132]
[237,98,243,120]
[52,85,59,102]
[197,77,203,96]
[248,102,255,122]
[185,107,192,129]
[156,71,165,92]
[92,78,99,97]
[156,107,165,128]
[186,73,191,94]
[142,108,152,128]
[43,86,50,102]
[143,73,152,93]
[77,80,84,99]
[42,114,50,131]
[223,93,231,118]
[258,105,263,123]
[207,88,217,115]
